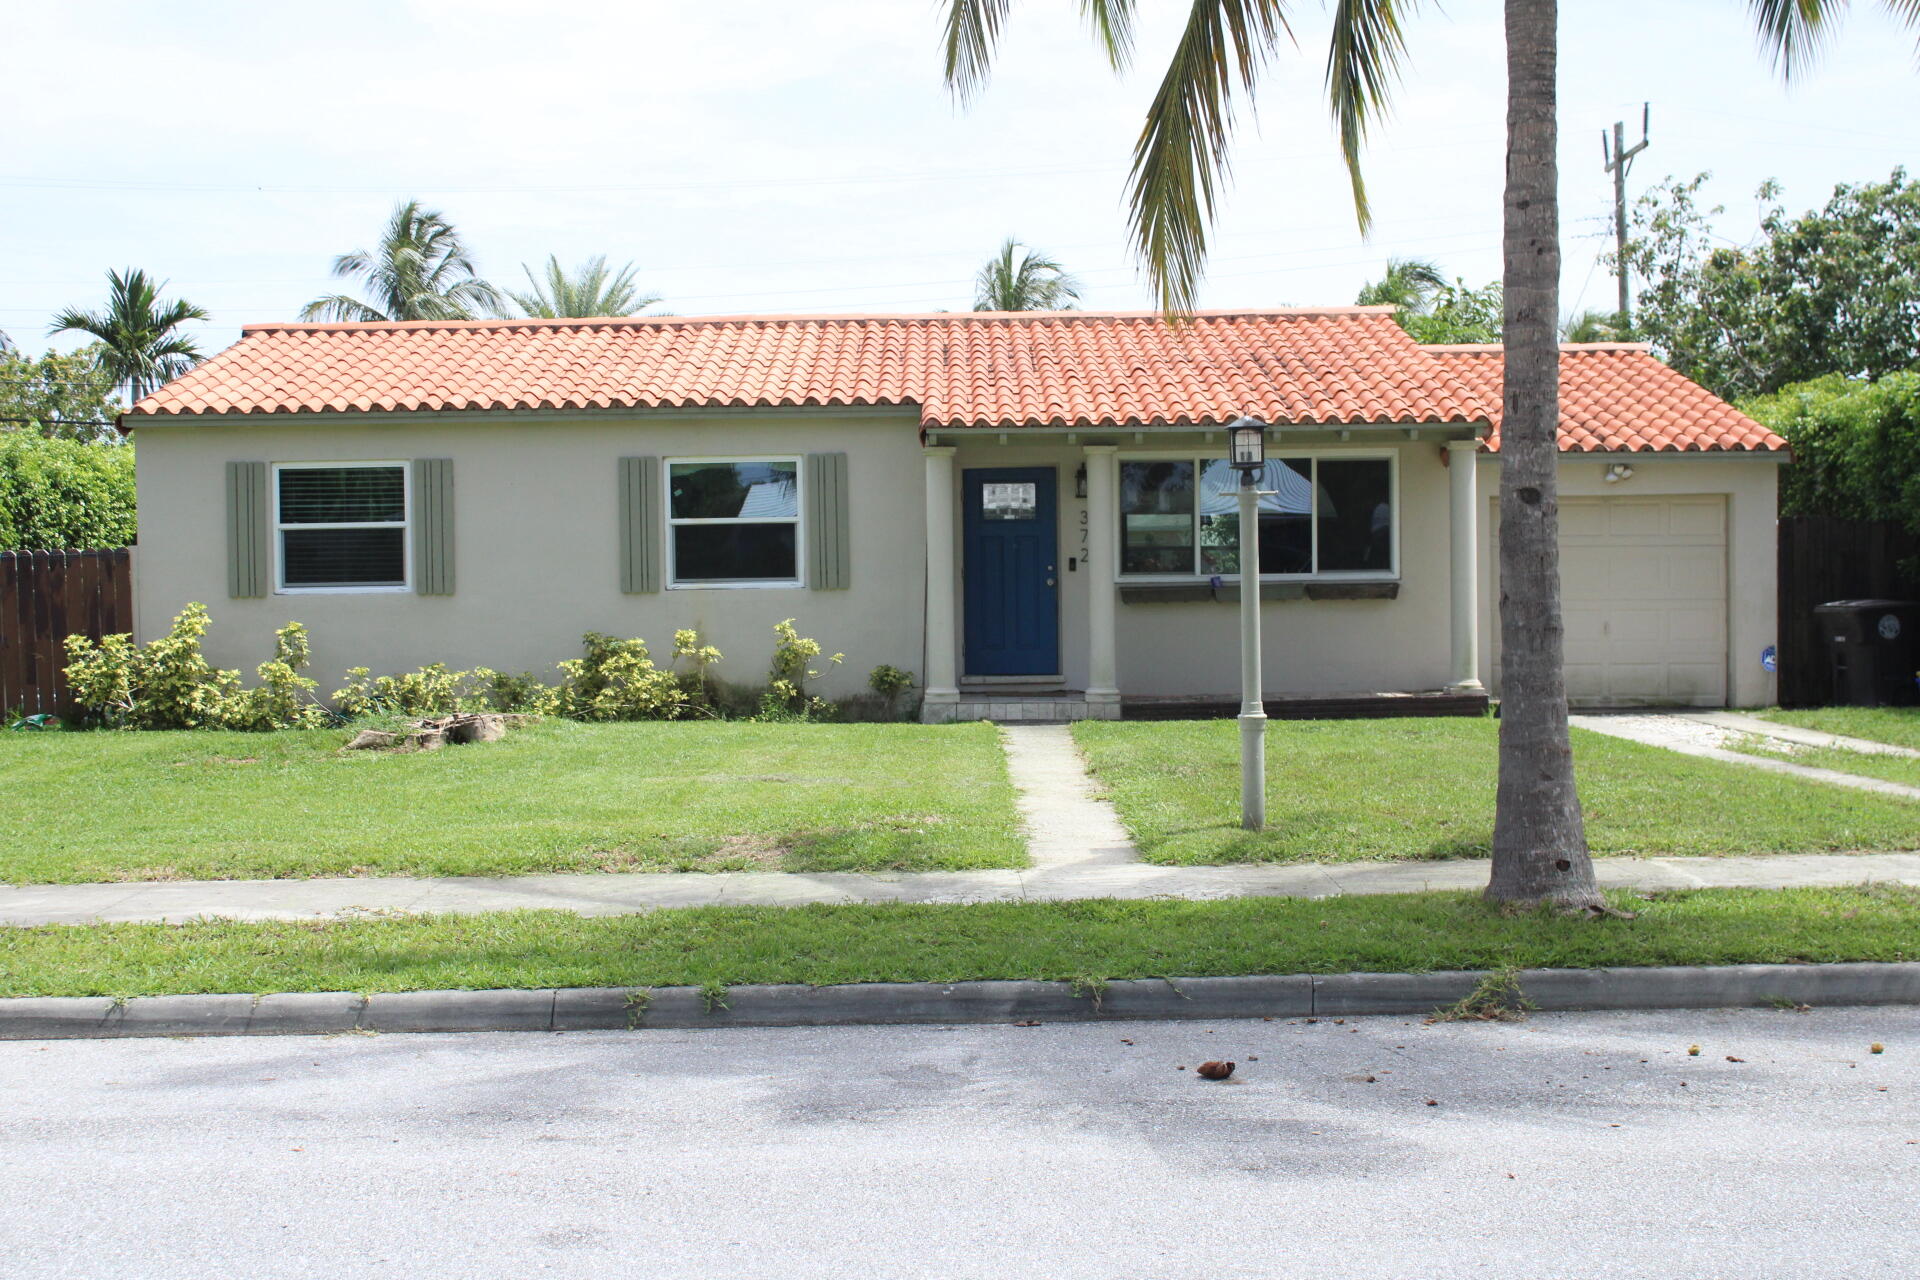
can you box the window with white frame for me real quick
[1119,455,1396,578]
[668,458,801,585]
[274,462,409,591]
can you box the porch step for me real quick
[947,693,1120,723]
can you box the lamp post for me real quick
[1227,416,1267,830]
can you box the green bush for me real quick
[556,629,720,721]
[759,618,843,720]
[1745,371,1920,528]
[63,604,327,730]
[0,434,136,551]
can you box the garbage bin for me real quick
[1813,599,1920,706]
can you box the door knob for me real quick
[1046,578,1056,586]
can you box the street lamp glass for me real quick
[1228,419,1266,471]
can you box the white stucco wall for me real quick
[132,410,929,699]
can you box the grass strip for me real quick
[1755,707,1920,753]
[2,886,1916,999]
[1072,717,1920,865]
[1727,739,1920,790]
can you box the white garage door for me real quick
[1494,495,1728,708]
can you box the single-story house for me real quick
[125,307,1787,720]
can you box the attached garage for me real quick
[1493,495,1729,707]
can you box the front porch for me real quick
[918,427,1491,723]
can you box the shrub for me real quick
[332,665,560,718]
[0,434,136,551]
[63,604,327,730]
[759,619,843,720]
[557,629,720,721]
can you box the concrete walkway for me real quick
[5,852,1920,928]
[1570,712,1920,800]
[998,724,1138,867]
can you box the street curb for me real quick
[5,963,1919,1040]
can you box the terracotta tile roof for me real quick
[1426,342,1786,453]
[127,308,1495,430]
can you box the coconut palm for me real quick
[1562,309,1635,343]
[973,238,1084,311]
[942,0,1891,906]
[301,200,501,323]
[493,255,664,319]
[48,268,209,402]
[1354,256,1448,311]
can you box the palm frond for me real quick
[1127,0,1295,315]
[307,199,497,322]
[1080,0,1137,71]
[943,0,1011,101]
[299,295,391,323]
[973,237,1082,311]
[50,268,206,400]
[1354,255,1448,309]
[1748,0,1835,79]
[1326,0,1420,231]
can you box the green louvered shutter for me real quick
[619,457,661,593]
[413,458,455,595]
[226,461,269,598]
[806,452,850,589]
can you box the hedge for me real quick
[0,433,135,551]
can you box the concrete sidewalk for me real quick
[5,851,1920,927]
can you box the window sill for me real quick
[275,585,411,596]
[666,580,805,591]
[1118,581,1400,604]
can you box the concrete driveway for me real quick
[2,1008,1915,1279]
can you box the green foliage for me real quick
[221,624,332,731]
[1400,279,1503,345]
[302,199,502,323]
[0,433,136,551]
[495,255,663,319]
[0,345,123,441]
[973,238,1081,311]
[868,664,914,700]
[1741,372,1920,539]
[760,619,842,720]
[1561,310,1636,344]
[1623,170,1920,399]
[63,604,242,729]
[332,664,561,718]
[557,628,721,722]
[48,269,208,403]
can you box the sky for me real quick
[5,0,1919,362]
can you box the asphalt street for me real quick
[1,1007,1915,1279]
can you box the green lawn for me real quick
[1728,738,1920,790]
[1073,717,1920,865]
[1,886,1913,998]
[1755,706,1920,752]
[1,720,1024,884]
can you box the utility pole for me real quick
[1602,103,1650,325]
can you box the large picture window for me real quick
[274,463,408,591]
[1119,454,1395,578]
[668,458,801,585]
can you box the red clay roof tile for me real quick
[1427,342,1786,454]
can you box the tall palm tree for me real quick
[973,238,1083,311]
[1354,256,1448,311]
[942,0,1886,906]
[48,268,208,402]
[301,200,501,323]
[493,255,664,319]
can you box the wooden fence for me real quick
[0,549,133,718]
[1777,517,1920,708]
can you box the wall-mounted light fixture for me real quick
[1603,462,1635,484]
[1074,463,1088,499]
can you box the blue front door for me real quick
[963,467,1060,677]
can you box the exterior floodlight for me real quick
[1227,417,1267,473]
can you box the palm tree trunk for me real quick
[1488,0,1602,907]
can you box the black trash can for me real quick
[1813,599,1920,706]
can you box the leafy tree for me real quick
[1744,371,1920,527]
[301,200,502,323]
[0,345,124,442]
[973,238,1083,311]
[1354,256,1448,310]
[494,255,664,319]
[1621,169,1920,400]
[1358,261,1503,343]
[48,269,207,403]
[0,433,137,551]
[940,0,1890,907]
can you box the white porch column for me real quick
[1083,444,1121,714]
[1446,438,1487,693]
[921,446,961,720]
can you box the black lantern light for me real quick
[1227,416,1267,473]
